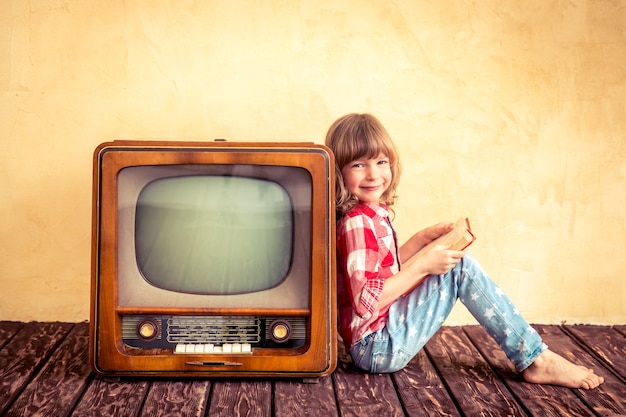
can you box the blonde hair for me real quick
[325,113,401,215]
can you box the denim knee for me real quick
[349,332,412,373]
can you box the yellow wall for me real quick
[1,1,624,324]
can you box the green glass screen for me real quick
[135,176,293,294]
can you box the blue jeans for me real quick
[349,253,547,373]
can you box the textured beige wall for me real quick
[1,1,624,324]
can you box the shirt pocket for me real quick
[377,231,396,269]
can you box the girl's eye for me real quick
[378,159,389,165]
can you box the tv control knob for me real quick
[269,320,291,343]
[137,319,159,341]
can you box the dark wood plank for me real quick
[333,367,405,417]
[332,344,405,417]
[0,322,25,348]
[3,322,92,417]
[424,326,528,416]
[392,349,461,417]
[614,325,626,337]
[563,324,626,382]
[274,375,338,417]
[207,380,272,417]
[140,379,211,417]
[0,322,73,415]
[465,324,626,416]
[71,378,150,417]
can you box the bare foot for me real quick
[522,349,604,389]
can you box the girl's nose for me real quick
[366,165,380,180]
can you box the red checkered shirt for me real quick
[336,202,400,349]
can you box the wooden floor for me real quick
[0,322,624,416]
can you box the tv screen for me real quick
[117,163,311,309]
[135,175,293,294]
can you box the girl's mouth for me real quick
[361,185,381,191]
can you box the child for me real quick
[325,113,604,389]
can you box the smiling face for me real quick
[325,113,401,214]
[341,153,392,204]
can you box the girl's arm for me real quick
[379,230,464,308]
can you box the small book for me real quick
[425,217,476,251]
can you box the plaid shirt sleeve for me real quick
[339,214,387,319]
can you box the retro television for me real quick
[90,140,336,378]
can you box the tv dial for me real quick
[136,319,159,341]
[269,319,292,343]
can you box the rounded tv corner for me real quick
[90,140,337,378]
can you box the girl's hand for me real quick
[423,245,464,275]
[380,238,464,307]
[405,244,464,276]
[422,222,454,243]
[398,220,459,269]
